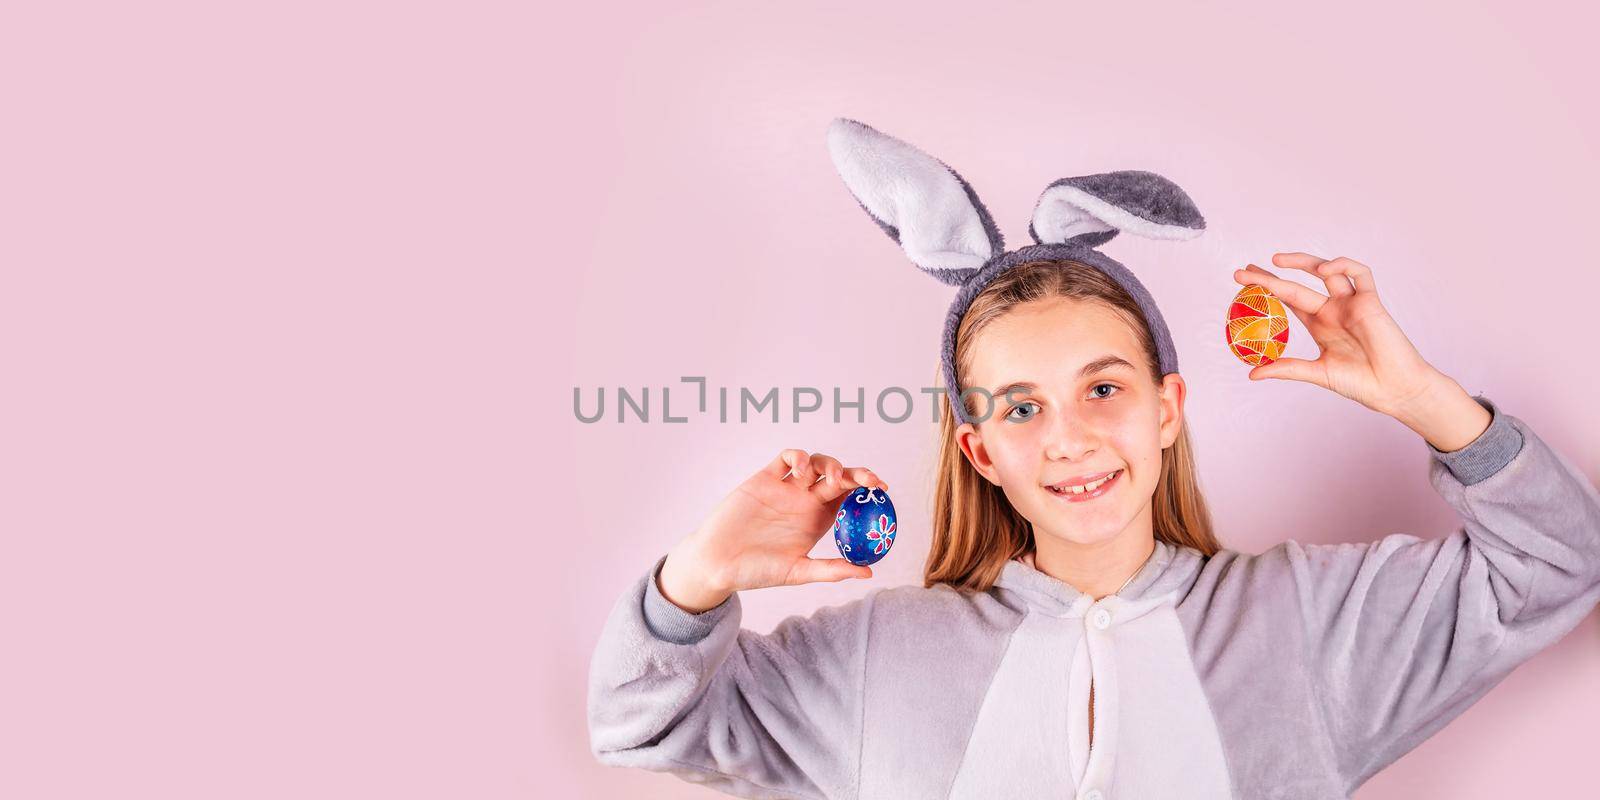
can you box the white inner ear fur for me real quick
[828,122,995,270]
[1032,183,1203,243]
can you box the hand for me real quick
[1231,252,1446,419]
[658,450,887,613]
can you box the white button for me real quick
[1090,608,1112,630]
[1082,789,1105,800]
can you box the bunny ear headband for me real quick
[825,117,1207,426]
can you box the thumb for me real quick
[1250,357,1326,388]
[787,558,873,585]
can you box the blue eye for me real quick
[1005,401,1039,422]
[1006,386,1117,421]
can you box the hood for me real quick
[991,540,1205,622]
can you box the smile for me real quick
[1044,469,1122,501]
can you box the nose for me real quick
[1043,408,1098,462]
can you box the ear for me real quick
[1029,170,1205,247]
[827,118,1005,287]
[955,420,1003,486]
[1158,372,1187,450]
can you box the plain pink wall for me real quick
[4,1,1597,798]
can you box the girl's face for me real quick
[954,297,1186,550]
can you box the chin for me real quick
[1035,524,1127,549]
[1024,469,1138,547]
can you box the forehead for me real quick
[965,297,1144,385]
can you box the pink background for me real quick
[4,1,1597,797]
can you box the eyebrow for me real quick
[992,355,1136,398]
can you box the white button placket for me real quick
[1077,600,1120,800]
[1091,607,1112,630]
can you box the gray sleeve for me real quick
[586,553,875,800]
[1285,395,1600,791]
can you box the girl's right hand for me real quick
[657,449,888,613]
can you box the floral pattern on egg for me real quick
[832,487,897,566]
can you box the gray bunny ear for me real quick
[827,118,1004,287]
[1028,170,1205,247]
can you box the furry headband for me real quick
[825,118,1207,426]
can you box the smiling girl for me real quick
[586,120,1600,799]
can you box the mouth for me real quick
[1044,469,1123,502]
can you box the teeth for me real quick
[1052,470,1118,495]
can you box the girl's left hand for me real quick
[1231,252,1444,419]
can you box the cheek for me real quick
[1111,408,1164,469]
[984,424,1044,484]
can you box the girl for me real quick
[586,119,1600,799]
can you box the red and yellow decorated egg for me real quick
[1225,284,1289,366]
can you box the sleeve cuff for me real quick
[641,553,736,645]
[1426,394,1525,487]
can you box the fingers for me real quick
[763,448,816,484]
[1270,251,1362,297]
[846,467,888,493]
[1241,264,1313,329]
[805,453,847,500]
[1269,251,1327,270]
[1312,256,1377,294]
[1233,264,1328,319]
[1248,356,1329,389]
[808,455,888,503]
[765,449,888,503]
[829,466,889,499]
[787,557,873,585]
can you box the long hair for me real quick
[925,259,1220,592]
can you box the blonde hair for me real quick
[924,259,1220,592]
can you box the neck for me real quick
[1031,510,1157,599]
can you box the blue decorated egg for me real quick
[832,487,898,566]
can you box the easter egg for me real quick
[1225,284,1289,366]
[832,487,897,566]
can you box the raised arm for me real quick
[587,448,888,798]
[1286,396,1600,790]
[587,554,874,799]
[1225,252,1600,791]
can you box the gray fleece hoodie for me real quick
[587,395,1600,799]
